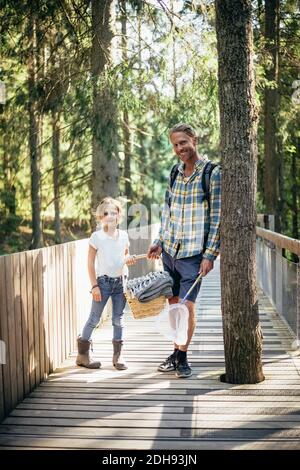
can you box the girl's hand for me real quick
[91,286,101,302]
[125,255,137,266]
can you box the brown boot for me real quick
[112,340,128,370]
[76,336,101,369]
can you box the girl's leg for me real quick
[111,282,127,370]
[81,280,110,341]
[111,289,126,341]
[76,278,110,368]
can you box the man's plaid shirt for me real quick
[155,158,221,261]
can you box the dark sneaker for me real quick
[176,359,192,378]
[157,352,178,372]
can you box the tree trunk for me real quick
[264,0,279,217]
[215,0,264,384]
[51,110,61,244]
[171,0,177,101]
[91,0,118,223]
[291,138,299,263]
[120,0,132,202]
[28,11,43,249]
[137,13,147,201]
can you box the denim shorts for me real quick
[162,250,203,303]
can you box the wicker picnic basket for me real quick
[125,293,167,320]
[124,253,168,320]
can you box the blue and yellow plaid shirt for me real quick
[155,158,221,261]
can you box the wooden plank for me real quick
[53,246,59,370]
[43,247,50,377]
[15,401,300,412]
[0,256,12,416]
[37,250,45,381]
[5,415,300,428]
[20,396,300,406]
[0,424,181,438]
[12,253,24,402]
[55,245,64,365]
[64,244,70,357]
[0,435,300,450]
[9,409,300,421]
[59,244,65,362]
[4,255,18,408]
[19,252,30,395]
[2,423,300,440]
[0,364,4,422]
[25,251,35,389]
[32,250,40,385]
[69,243,77,353]
[61,244,66,362]
[47,247,54,373]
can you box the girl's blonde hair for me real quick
[95,197,122,222]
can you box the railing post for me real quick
[275,246,283,316]
[293,263,300,350]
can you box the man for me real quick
[147,123,221,378]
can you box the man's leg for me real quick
[157,249,181,372]
[175,254,202,378]
[179,299,196,352]
[157,294,180,372]
[174,299,195,378]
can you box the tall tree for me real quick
[264,0,280,222]
[91,0,119,221]
[120,0,132,202]
[215,0,264,384]
[28,5,43,248]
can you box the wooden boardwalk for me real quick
[1,258,300,450]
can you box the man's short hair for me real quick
[169,123,198,139]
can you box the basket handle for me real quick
[133,253,148,260]
[124,253,148,265]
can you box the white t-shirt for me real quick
[89,229,130,278]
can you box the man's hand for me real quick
[147,244,162,260]
[199,258,214,276]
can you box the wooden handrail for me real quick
[256,226,300,256]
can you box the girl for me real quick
[76,197,135,370]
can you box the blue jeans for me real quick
[81,275,126,342]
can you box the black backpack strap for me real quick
[201,161,218,205]
[170,163,180,189]
[168,163,180,207]
[202,161,219,251]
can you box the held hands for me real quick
[91,286,101,302]
[147,244,162,260]
[125,255,137,266]
[199,258,214,277]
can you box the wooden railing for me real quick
[256,224,300,342]
[0,242,78,421]
[256,226,300,256]
[0,224,159,421]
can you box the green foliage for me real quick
[0,0,299,254]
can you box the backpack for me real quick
[168,160,220,212]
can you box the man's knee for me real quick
[169,296,179,305]
[185,300,196,317]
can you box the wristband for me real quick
[90,284,98,293]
